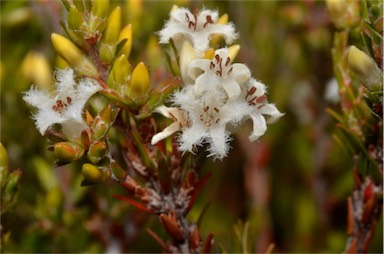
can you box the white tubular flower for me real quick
[189,48,251,101]
[151,105,188,145]
[158,6,238,55]
[172,86,249,160]
[243,79,284,142]
[23,68,101,140]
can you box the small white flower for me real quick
[189,48,251,101]
[158,6,238,55]
[153,84,249,160]
[152,77,282,160]
[243,79,284,142]
[23,68,101,140]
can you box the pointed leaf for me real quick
[186,172,213,214]
[113,194,154,214]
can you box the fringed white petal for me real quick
[179,123,207,153]
[207,125,230,160]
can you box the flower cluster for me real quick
[158,6,237,55]
[23,68,101,141]
[153,6,283,160]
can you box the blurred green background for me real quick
[0,0,382,253]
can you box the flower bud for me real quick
[92,105,120,140]
[98,43,115,65]
[217,14,228,25]
[99,6,121,64]
[180,41,197,83]
[112,54,131,85]
[92,122,107,140]
[99,104,119,123]
[348,46,383,91]
[68,5,84,30]
[228,44,240,63]
[73,0,89,13]
[102,6,121,44]
[51,33,98,77]
[326,0,360,29]
[118,24,133,57]
[21,51,52,90]
[128,62,150,101]
[54,142,85,163]
[82,163,109,183]
[87,141,107,164]
[91,0,110,19]
[88,9,107,36]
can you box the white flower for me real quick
[243,79,284,142]
[152,67,283,160]
[188,48,251,101]
[23,68,101,140]
[153,84,249,160]
[177,87,249,159]
[158,6,238,55]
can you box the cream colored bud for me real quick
[217,14,228,24]
[112,54,131,85]
[68,5,84,30]
[118,24,133,57]
[348,46,383,91]
[99,6,121,64]
[87,141,107,164]
[326,0,360,29]
[21,51,52,90]
[51,33,98,77]
[102,6,121,44]
[98,43,115,64]
[228,44,240,63]
[91,0,110,19]
[54,142,85,163]
[180,41,197,82]
[82,163,109,183]
[128,62,150,100]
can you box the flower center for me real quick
[185,8,214,31]
[52,96,72,114]
[209,54,233,78]
[199,105,220,127]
